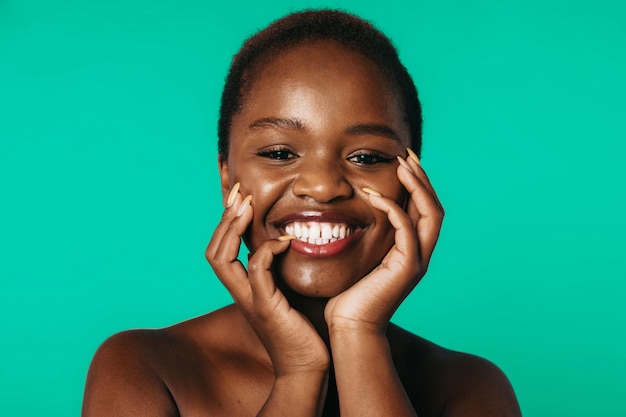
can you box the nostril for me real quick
[292,171,353,203]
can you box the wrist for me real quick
[327,316,387,337]
[329,323,390,359]
[274,366,329,383]
[273,358,330,379]
[262,369,329,417]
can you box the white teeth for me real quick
[283,221,355,245]
[322,224,332,239]
[310,224,320,240]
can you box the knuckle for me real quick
[411,258,423,276]
[247,261,264,274]
[208,255,227,269]
[399,256,421,279]
[253,297,279,317]
[433,208,444,223]
[418,264,428,278]
[204,246,215,261]
[220,209,231,223]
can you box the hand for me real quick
[324,151,444,334]
[205,185,330,376]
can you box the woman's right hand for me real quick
[205,184,330,377]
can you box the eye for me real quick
[256,146,298,161]
[347,151,394,165]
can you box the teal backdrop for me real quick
[1,1,624,415]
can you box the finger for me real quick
[205,188,244,261]
[415,209,442,266]
[362,188,418,269]
[396,161,441,217]
[396,165,444,265]
[247,237,294,302]
[398,154,444,216]
[404,160,443,215]
[396,163,422,224]
[404,150,444,214]
[210,194,252,273]
[209,195,254,304]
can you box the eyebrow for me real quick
[344,123,401,142]
[248,117,401,142]
[248,117,305,131]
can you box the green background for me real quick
[1,0,624,415]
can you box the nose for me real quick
[292,158,353,203]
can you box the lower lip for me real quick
[288,229,362,258]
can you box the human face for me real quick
[220,40,411,297]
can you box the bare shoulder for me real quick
[437,350,521,417]
[387,324,521,417]
[82,328,179,417]
[82,306,269,417]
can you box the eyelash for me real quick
[257,147,393,165]
[256,146,298,160]
[347,151,394,165]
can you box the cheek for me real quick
[230,162,287,202]
[238,170,292,250]
[360,169,406,205]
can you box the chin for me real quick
[274,252,369,298]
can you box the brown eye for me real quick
[257,147,298,160]
[348,151,393,165]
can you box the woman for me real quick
[83,10,521,417]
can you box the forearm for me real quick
[257,370,328,417]
[330,328,416,417]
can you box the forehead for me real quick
[247,39,398,99]
[234,40,408,138]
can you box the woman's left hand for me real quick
[324,152,444,333]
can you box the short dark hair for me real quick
[218,9,422,158]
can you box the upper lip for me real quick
[272,211,365,229]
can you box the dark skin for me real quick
[82,40,521,417]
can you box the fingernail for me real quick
[226,182,240,207]
[236,195,252,217]
[396,156,415,174]
[406,147,421,165]
[362,187,382,197]
[277,235,297,242]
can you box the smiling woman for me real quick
[225,40,410,298]
[82,10,521,417]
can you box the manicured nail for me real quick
[236,195,252,217]
[406,147,421,165]
[227,182,240,207]
[362,187,382,197]
[396,156,415,174]
[277,235,297,242]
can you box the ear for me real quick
[218,153,230,208]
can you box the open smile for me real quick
[276,212,365,257]
[284,221,356,244]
